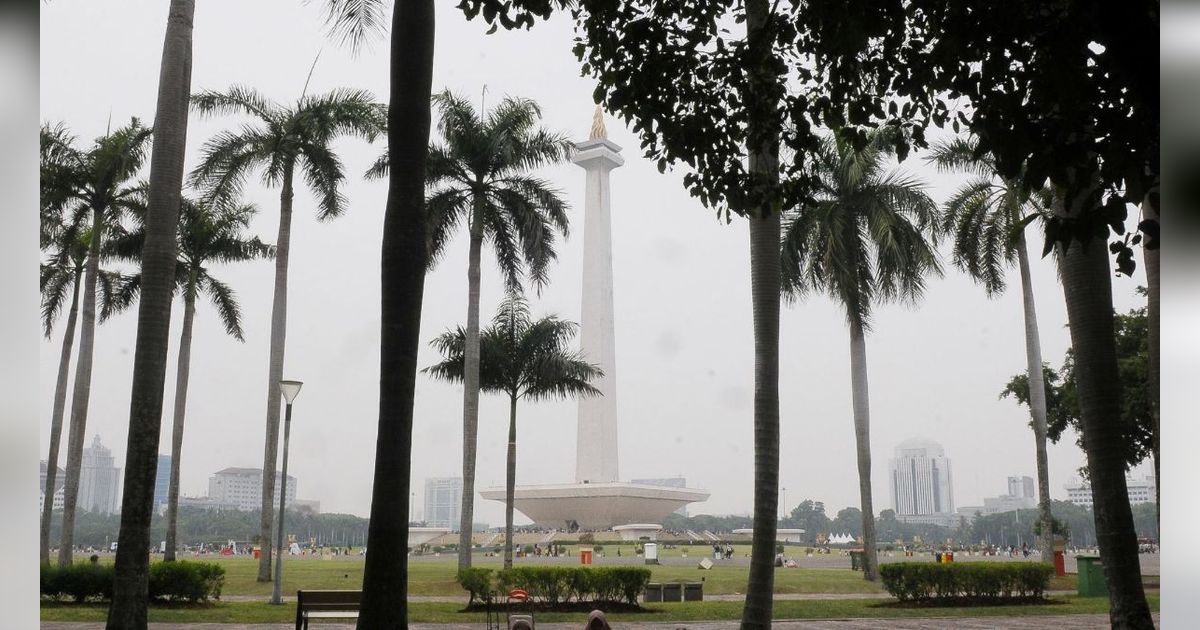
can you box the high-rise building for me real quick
[154,455,172,514]
[39,460,65,512]
[79,435,121,514]
[423,477,462,530]
[1064,475,1156,508]
[889,438,955,526]
[1008,475,1035,500]
[208,467,296,512]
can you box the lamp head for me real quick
[280,380,303,404]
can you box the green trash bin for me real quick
[849,550,863,571]
[1076,555,1108,597]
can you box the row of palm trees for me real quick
[777,129,1067,580]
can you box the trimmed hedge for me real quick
[40,563,114,603]
[148,561,225,602]
[41,561,225,603]
[879,562,1053,603]
[457,566,651,606]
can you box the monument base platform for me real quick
[480,482,709,530]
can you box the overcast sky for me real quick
[39,1,1152,526]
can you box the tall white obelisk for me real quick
[572,105,624,484]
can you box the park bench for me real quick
[295,589,360,629]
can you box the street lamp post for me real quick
[271,379,303,605]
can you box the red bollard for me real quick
[1053,550,1066,577]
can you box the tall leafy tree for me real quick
[41,119,152,568]
[189,84,384,581]
[369,91,572,569]
[789,2,1156,623]
[1002,305,1155,478]
[928,135,1057,562]
[109,197,273,562]
[39,213,132,565]
[424,294,601,569]
[107,2,196,626]
[780,129,941,581]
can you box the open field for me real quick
[64,552,1164,598]
[40,594,1160,624]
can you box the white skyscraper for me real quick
[572,105,624,484]
[40,460,66,512]
[79,435,121,515]
[423,477,463,530]
[208,467,295,512]
[889,438,955,525]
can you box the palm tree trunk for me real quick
[42,269,81,565]
[358,0,434,626]
[106,1,194,626]
[1142,200,1159,525]
[1055,195,1153,629]
[457,209,485,570]
[258,167,295,583]
[743,209,781,629]
[58,206,104,567]
[740,1,781,627]
[848,317,878,582]
[164,271,198,562]
[1015,235,1055,563]
[504,395,518,569]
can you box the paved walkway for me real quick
[40,614,1160,629]
[220,590,1083,603]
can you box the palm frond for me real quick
[189,126,273,202]
[200,275,245,341]
[298,141,348,220]
[483,202,525,293]
[191,85,278,122]
[425,188,469,267]
[318,0,389,53]
[364,148,389,180]
[924,135,994,176]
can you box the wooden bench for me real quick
[295,590,360,629]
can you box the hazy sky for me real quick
[39,1,1151,526]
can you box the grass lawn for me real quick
[202,557,886,597]
[40,594,1160,624]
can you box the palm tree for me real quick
[39,217,133,565]
[780,129,941,582]
[424,295,602,569]
[108,4,198,625]
[369,91,572,569]
[109,197,273,562]
[190,84,384,581]
[42,119,152,568]
[927,135,1057,563]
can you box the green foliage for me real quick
[456,566,652,606]
[41,561,224,603]
[879,562,1053,603]
[147,561,226,603]
[1002,305,1154,473]
[40,563,114,603]
[780,499,829,543]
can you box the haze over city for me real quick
[38,0,1150,527]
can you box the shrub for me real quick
[148,561,225,603]
[41,561,224,604]
[578,533,595,544]
[879,562,1053,603]
[457,566,652,607]
[41,563,114,602]
[457,567,495,604]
